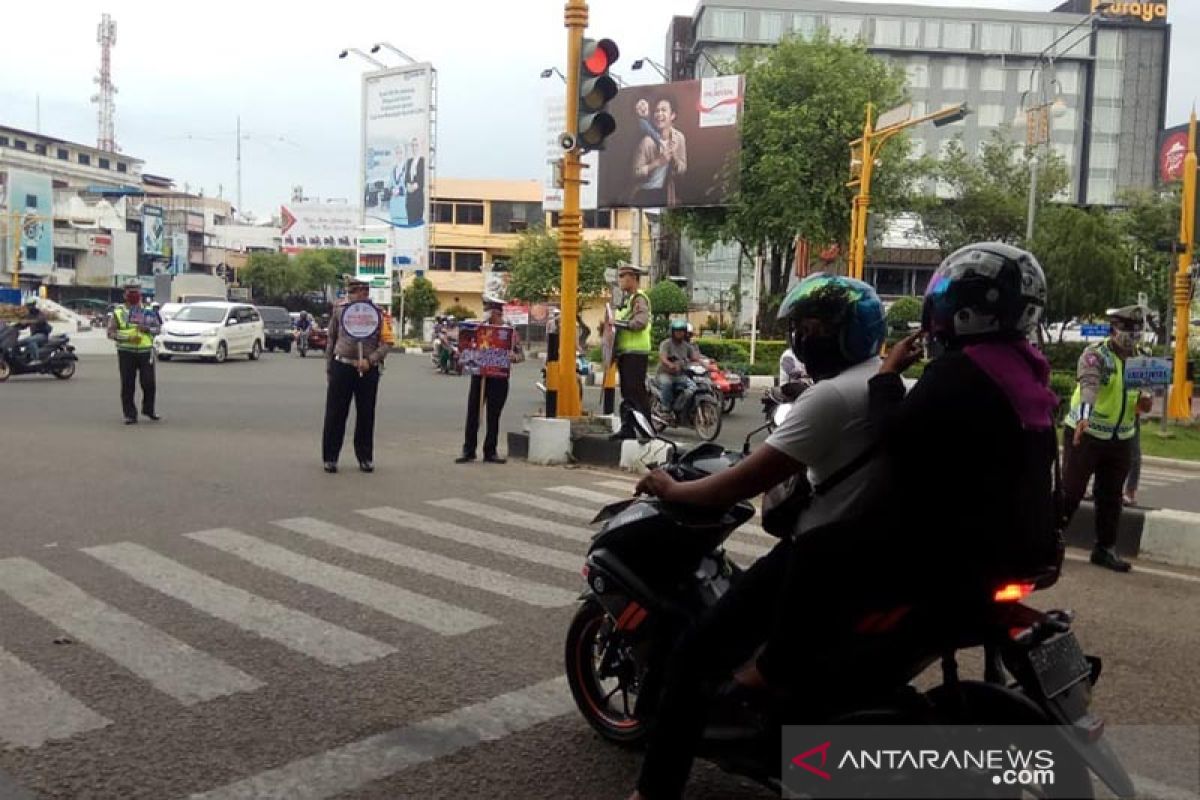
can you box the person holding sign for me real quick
[455,298,522,464]
[322,277,393,473]
[107,282,162,425]
[1062,305,1154,573]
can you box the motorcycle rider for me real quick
[628,246,1061,800]
[656,319,703,416]
[294,310,313,351]
[19,299,52,364]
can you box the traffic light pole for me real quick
[1168,110,1197,420]
[554,0,588,419]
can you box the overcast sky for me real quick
[1,0,1195,220]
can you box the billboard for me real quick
[2,169,54,271]
[363,65,432,272]
[1159,123,1190,183]
[170,232,189,274]
[596,75,744,209]
[142,204,164,256]
[280,202,361,251]
[543,95,598,211]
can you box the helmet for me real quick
[686,323,695,335]
[923,242,1046,344]
[669,319,688,332]
[776,273,885,378]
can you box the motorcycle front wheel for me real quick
[0,359,10,382]
[722,396,737,415]
[51,360,76,380]
[565,599,648,747]
[648,394,670,434]
[693,397,722,442]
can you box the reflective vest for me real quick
[113,305,155,352]
[615,290,652,355]
[1065,342,1139,441]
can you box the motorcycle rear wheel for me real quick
[722,396,737,415]
[0,359,9,382]
[648,395,670,434]
[51,360,76,380]
[565,599,648,747]
[694,397,723,442]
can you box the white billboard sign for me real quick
[363,65,432,274]
[280,203,361,251]
[542,94,598,212]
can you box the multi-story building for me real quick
[667,0,1172,295]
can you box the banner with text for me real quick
[459,323,514,379]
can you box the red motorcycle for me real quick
[701,357,747,415]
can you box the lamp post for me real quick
[337,48,386,69]
[540,67,567,83]
[630,57,670,81]
[371,42,417,64]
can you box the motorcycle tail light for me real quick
[993,582,1035,602]
[581,564,590,579]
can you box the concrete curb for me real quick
[1142,455,1200,473]
[1138,508,1200,568]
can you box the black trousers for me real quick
[322,361,381,464]
[462,375,509,458]
[117,350,156,420]
[1062,427,1134,549]
[617,353,650,432]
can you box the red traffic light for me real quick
[581,38,619,77]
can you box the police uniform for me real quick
[457,299,521,464]
[322,279,393,472]
[107,283,161,424]
[612,265,653,439]
[1062,306,1149,572]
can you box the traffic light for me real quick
[577,38,619,152]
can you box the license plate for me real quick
[1028,632,1091,700]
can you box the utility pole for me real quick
[1168,111,1198,420]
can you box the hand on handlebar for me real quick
[635,469,678,501]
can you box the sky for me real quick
[0,0,1195,220]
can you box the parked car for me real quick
[155,302,265,363]
[257,306,294,353]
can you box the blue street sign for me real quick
[1080,324,1110,338]
[1124,357,1172,388]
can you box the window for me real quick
[1095,67,1123,100]
[941,21,972,49]
[1054,27,1090,58]
[1090,142,1118,170]
[1055,106,1077,132]
[430,250,453,270]
[584,209,613,229]
[1088,172,1116,205]
[455,251,483,272]
[78,153,91,165]
[432,202,454,224]
[938,139,956,161]
[24,194,37,208]
[98,157,110,169]
[490,201,543,233]
[828,15,863,41]
[14,139,27,151]
[980,23,1012,51]
[940,59,968,90]
[792,14,819,40]
[980,63,1006,92]
[707,9,745,39]
[117,162,127,173]
[54,251,77,271]
[874,18,905,46]
[0,136,8,146]
[905,59,929,89]
[910,100,927,118]
[1096,30,1123,62]
[978,105,1005,127]
[1019,25,1053,54]
[1055,66,1079,95]
[923,20,941,48]
[57,148,69,160]
[908,138,927,159]
[760,12,785,42]
[454,202,484,225]
[34,143,47,155]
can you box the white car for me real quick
[155,302,265,363]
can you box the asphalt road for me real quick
[0,351,1198,799]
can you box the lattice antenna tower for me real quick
[92,13,118,152]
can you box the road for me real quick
[0,352,1197,799]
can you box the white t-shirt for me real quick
[764,356,883,535]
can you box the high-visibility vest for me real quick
[1065,341,1139,441]
[113,306,154,352]
[615,290,652,355]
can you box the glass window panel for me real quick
[981,63,1006,91]
[978,105,1005,127]
[1053,142,1075,166]
[792,14,819,39]
[1055,106,1077,132]
[942,21,972,49]
[1091,142,1118,169]
[1095,67,1123,100]
[1092,106,1121,134]
[761,12,785,42]
[923,20,941,48]
[1054,66,1079,94]
[454,251,483,272]
[911,100,928,117]
[828,15,863,41]
[908,138,927,158]
[1020,25,1054,54]
[980,23,1012,51]
[903,21,920,46]
[1054,27,1090,58]
[905,60,929,89]
[1096,31,1123,62]
[875,18,904,46]
[941,59,968,90]
[455,203,484,225]
[708,9,746,39]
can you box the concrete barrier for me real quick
[527,417,572,465]
[1139,509,1200,569]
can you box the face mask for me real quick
[1113,330,1138,350]
[798,334,846,381]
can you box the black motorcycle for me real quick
[648,362,723,442]
[0,324,78,382]
[565,415,1135,799]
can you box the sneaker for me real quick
[1090,547,1132,573]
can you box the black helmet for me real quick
[923,243,1046,344]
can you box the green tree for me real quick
[1115,187,1182,318]
[294,249,348,294]
[506,228,627,302]
[396,276,438,338]
[885,295,922,343]
[1031,205,1126,331]
[913,129,1070,255]
[441,303,474,321]
[646,280,690,344]
[666,31,925,298]
[240,252,298,301]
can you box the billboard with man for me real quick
[596,75,743,209]
[362,65,432,273]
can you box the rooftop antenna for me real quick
[92,13,118,152]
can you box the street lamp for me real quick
[338,48,386,69]
[370,42,417,64]
[630,57,670,81]
[540,67,566,83]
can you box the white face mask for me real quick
[1113,329,1139,350]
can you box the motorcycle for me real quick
[432,335,462,375]
[701,357,747,415]
[307,325,329,352]
[760,379,811,432]
[294,327,310,358]
[648,362,723,442]
[0,324,78,382]
[565,412,1135,799]
[536,354,589,397]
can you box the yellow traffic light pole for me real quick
[1168,110,1198,420]
[555,0,587,419]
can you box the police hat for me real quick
[344,275,369,290]
[482,295,505,310]
[1106,305,1147,326]
[616,262,647,277]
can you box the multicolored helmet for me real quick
[923,243,1046,343]
[670,319,688,332]
[776,273,886,366]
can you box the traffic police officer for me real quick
[107,281,161,425]
[322,276,392,473]
[611,263,652,440]
[1062,305,1154,572]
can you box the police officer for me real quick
[322,277,392,473]
[107,282,161,425]
[1062,305,1154,572]
[611,263,653,440]
[456,298,522,464]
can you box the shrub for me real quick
[695,339,750,363]
[441,303,474,321]
[1040,341,1088,371]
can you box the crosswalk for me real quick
[1136,467,1196,490]
[0,479,770,752]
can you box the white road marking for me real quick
[273,517,575,608]
[490,491,596,521]
[189,676,575,800]
[0,558,261,704]
[83,542,395,667]
[0,646,111,749]
[428,498,593,543]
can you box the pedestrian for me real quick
[322,277,393,473]
[107,282,161,425]
[610,263,652,440]
[456,298,522,464]
[1062,305,1154,572]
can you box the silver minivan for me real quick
[154,302,265,363]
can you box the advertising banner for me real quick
[141,205,164,256]
[596,76,744,209]
[170,232,189,274]
[3,169,54,271]
[502,303,530,326]
[458,323,514,379]
[363,65,432,272]
[280,203,362,251]
[1158,122,1198,243]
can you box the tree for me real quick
[1115,187,1182,318]
[1031,205,1126,331]
[240,252,298,301]
[294,249,349,295]
[885,295,922,343]
[441,303,474,321]
[666,31,925,299]
[913,129,1070,255]
[646,280,690,344]
[506,228,628,302]
[396,276,438,338]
